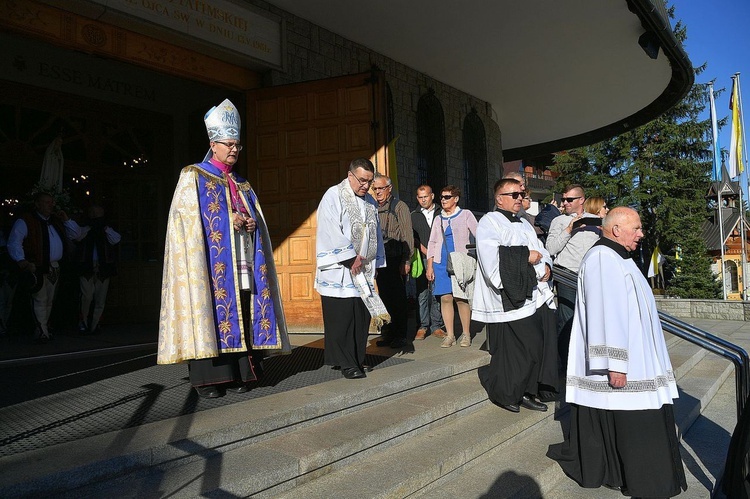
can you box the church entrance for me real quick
[0,30,246,335]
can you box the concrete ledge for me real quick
[656,297,750,321]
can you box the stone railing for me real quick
[655,297,750,321]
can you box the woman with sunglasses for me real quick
[425,185,478,347]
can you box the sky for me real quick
[673,1,750,161]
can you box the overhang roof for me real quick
[703,208,742,252]
[267,0,693,160]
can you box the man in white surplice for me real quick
[548,206,686,497]
[315,158,387,380]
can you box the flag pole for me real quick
[711,82,728,299]
[737,73,750,299]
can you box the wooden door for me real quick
[246,72,387,329]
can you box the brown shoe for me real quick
[432,328,447,338]
[415,328,427,340]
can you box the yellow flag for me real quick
[729,77,744,177]
[648,247,664,278]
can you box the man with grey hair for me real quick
[548,207,686,496]
[371,173,413,348]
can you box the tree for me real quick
[552,12,721,299]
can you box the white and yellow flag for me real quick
[729,76,744,178]
[648,246,664,278]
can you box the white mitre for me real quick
[204,98,241,141]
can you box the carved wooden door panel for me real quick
[246,72,386,328]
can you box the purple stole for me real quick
[194,161,279,351]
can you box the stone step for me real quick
[0,344,489,497]
[424,351,735,499]
[57,370,491,498]
[266,335,722,498]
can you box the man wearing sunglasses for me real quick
[473,178,556,413]
[545,184,594,365]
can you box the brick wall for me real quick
[656,297,750,321]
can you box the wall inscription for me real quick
[91,0,282,67]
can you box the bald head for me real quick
[602,207,643,252]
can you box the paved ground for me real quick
[0,316,747,498]
[0,330,418,457]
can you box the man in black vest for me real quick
[7,192,80,341]
[411,184,446,340]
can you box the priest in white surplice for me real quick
[548,207,686,497]
[315,158,388,380]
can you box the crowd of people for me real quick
[1,98,686,497]
[0,194,120,341]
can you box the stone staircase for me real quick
[0,327,739,498]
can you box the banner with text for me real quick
[92,0,282,67]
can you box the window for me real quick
[417,90,447,190]
[463,109,488,211]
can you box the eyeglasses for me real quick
[440,195,455,200]
[372,185,391,192]
[561,196,581,203]
[214,141,243,151]
[497,192,523,199]
[349,172,374,186]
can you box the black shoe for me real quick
[498,403,520,413]
[225,382,250,394]
[538,391,559,403]
[341,367,366,379]
[78,321,89,334]
[194,385,223,398]
[520,395,548,412]
[375,338,392,347]
[389,338,407,348]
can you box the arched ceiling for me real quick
[266,0,693,160]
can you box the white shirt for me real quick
[7,215,80,264]
[420,204,436,228]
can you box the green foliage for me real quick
[551,11,721,299]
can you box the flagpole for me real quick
[711,82,728,299]
[718,188,727,300]
[740,187,749,300]
[736,74,750,300]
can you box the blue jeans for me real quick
[416,274,444,332]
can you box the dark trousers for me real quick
[189,353,258,386]
[321,295,371,369]
[415,271,444,332]
[556,279,577,365]
[479,315,544,406]
[375,257,408,340]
